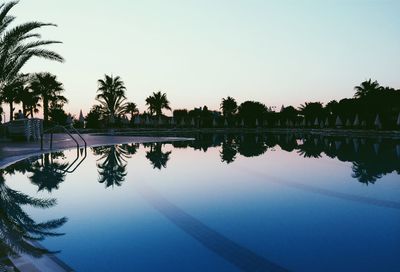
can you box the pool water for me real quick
[1,134,399,272]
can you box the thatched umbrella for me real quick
[353,138,360,153]
[353,114,360,127]
[335,140,342,150]
[335,116,343,128]
[180,118,185,127]
[324,117,329,127]
[374,114,382,129]
[145,116,151,126]
[345,119,351,127]
[213,118,217,127]
[170,117,176,126]
[397,113,400,127]
[314,117,319,127]
[134,115,141,125]
[191,118,195,127]
[373,142,380,154]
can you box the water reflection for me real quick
[0,169,67,268]
[92,144,138,188]
[172,133,400,185]
[145,143,171,170]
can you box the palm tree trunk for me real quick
[9,102,13,121]
[43,97,49,125]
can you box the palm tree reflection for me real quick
[28,153,69,192]
[220,136,237,164]
[0,171,67,265]
[93,144,138,188]
[145,143,171,170]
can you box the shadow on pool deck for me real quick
[0,134,192,168]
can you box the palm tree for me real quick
[96,75,127,125]
[354,79,381,98]
[125,102,139,120]
[220,96,238,117]
[0,77,21,121]
[30,73,66,125]
[145,91,171,116]
[298,102,324,125]
[0,1,63,87]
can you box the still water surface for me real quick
[1,133,399,271]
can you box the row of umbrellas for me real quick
[76,110,400,128]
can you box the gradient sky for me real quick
[11,0,400,117]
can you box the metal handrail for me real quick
[67,125,87,148]
[40,125,80,150]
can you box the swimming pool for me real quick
[1,133,399,271]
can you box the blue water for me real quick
[1,134,399,271]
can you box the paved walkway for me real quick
[0,133,192,168]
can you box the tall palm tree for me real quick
[96,75,127,124]
[0,1,63,87]
[30,72,66,125]
[125,102,139,120]
[145,91,171,116]
[220,96,238,117]
[354,79,381,98]
[0,76,21,121]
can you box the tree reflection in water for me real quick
[177,133,399,185]
[145,143,171,170]
[0,170,67,267]
[93,144,138,188]
[220,135,237,164]
[28,152,69,192]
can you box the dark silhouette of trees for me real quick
[95,74,127,126]
[146,143,171,169]
[0,168,67,260]
[125,102,139,121]
[220,96,238,117]
[30,73,67,126]
[299,102,324,126]
[220,136,237,163]
[238,101,267,127]
[85,105,103,129]
[28,153,68,192]
[93,145,133,188]
[145,91,171,116]
[237,134,268,157]
[354,79,381,98]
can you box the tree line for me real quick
[85,75,400,130]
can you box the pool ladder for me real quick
[40,124,88,174]
[41,124,87,151]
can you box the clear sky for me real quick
[12,0,400,116]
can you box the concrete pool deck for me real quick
[0,134,193,169]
